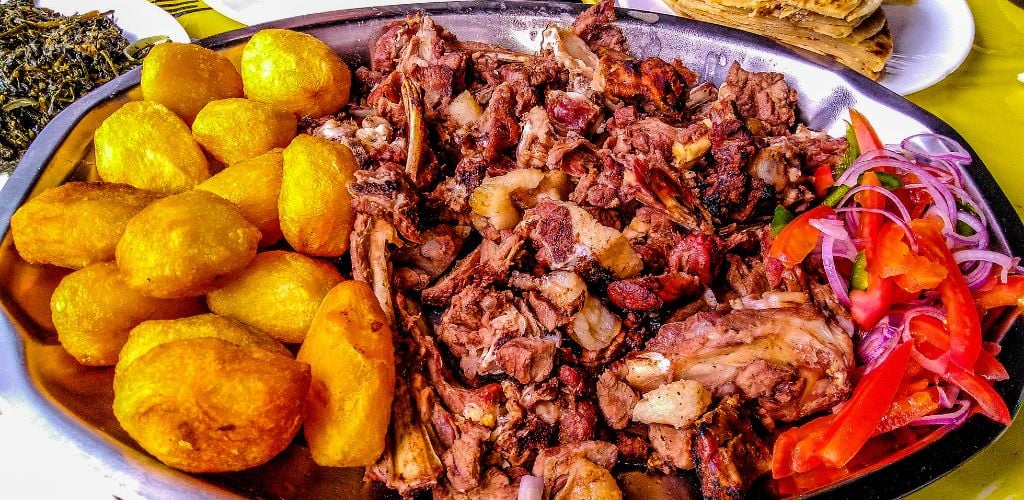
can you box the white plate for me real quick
[204,0,471,26]
[615,0,975,95]
[36,0,190,43]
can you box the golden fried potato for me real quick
[196,149,284,247]
[117,313,291,382]
[94,101,210,194]
[113,336,309,473]
[192,98,297,165]
[141,42,244,123]
[297,280,395,467]
[207,251,342,344]
[279,135,357,257]
[116,190,260,298]
[240,29,351,118]
[50,263,204,366]
[10,182,159,269]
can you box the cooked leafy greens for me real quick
[0,0,158,173]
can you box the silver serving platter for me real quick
[1,2,1022,498]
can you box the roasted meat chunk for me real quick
[647,304,854,422]
[348,2,862,497]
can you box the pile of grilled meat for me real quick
[315,1,856,498]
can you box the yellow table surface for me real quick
[155,0,1024,496]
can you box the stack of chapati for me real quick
[662,0,893,79]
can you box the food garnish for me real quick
[0,0,159,173]
[770,110,1016,479]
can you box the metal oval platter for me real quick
[1,2,1022,498]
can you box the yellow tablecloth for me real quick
[154,0,1024,496]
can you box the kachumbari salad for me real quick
[770,109,1016,480]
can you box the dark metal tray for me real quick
[1,1,1022,498]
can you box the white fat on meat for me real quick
[631,379,711,429]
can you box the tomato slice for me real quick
[912,218,983,370]
[944,362,1012,425]
[976,275,1024,310]
[768,206,836,268]
[815,342,914,468]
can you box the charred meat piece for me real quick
[570,155,627,210]
[547,136,599,176]
[717,62,798,137]
[546,90,602,134]
[496,337,558,385]
[442,423,490,493]
[596,367,640,430]
[478,82,521,163]
[692,396,771,500]
[531,441,621,498]
[400,297,506,427]
[524,200,643,279]
[602,57,690,116]
[350,162,423,243]
[499,59,562,116]
[374,14,468,108]
[571,0,628,54]
[774,125,849,175]
[702,100,772,222]
[394,224,471,290]
[649,424,696,471]
[647,304,854,422]
[421,229,524,306]
[435,285,544,381]
[624,153,713,233]
[607,272,701,311]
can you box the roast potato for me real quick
[297,280,395,467]
[94,101,210,194]
[117,314,290,381]
[240,29,351,118]
[115,190,261,298]
[113,336,309,473]
[141,42,244,123]
[116,313,291,381]
[207,251,342,344]
[192,98,297,165]
[10,182,159,269]
[50,263,204,366]
[279,135,358,257]
[196,149,284,247]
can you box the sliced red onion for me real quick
[898,306,947,342]
[901,183,955,233]
[833,184,913,223]
[964,262,995,291]
[901,134,973,166]
[838,154,959,227]
[858,320,900,373]
[820,234,851,309]
[808,216,848,238]
[836,207,916,247]
[951,212,989,250]
[911,399,972,428]
[517,475,544,500]
[947,184,989,227]
[912,346,950,375]
[936,383,961,409]
[954,250,1019,283]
